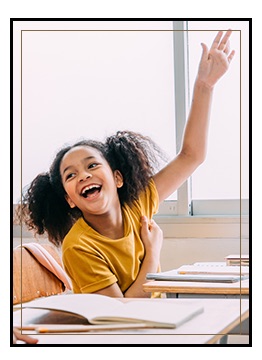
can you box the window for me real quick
[187,20,249,216]
[12,20,250,225]
[13,20,177,204]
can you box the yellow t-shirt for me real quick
[62,179,159,294]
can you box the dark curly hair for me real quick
[18,131,167,246]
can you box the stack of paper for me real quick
[146,262,249,283]
[177,263,249,276]
[225,254,249,266]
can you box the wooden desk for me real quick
[143,278,249,338]
[143,278,249,298]
[13,298,249,345]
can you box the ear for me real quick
[114,170,124,188]
[65,194,76,208]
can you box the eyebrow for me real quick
[62,156,96,175]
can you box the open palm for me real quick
[197,30,235,88]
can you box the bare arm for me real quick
[153,30,235,203]
[124,216,163,298]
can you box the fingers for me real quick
[200,42,209,61]
[218,29,233,51]
[210,30,223,51]
[141,216,148,224]
[141,216,149,235]
[209,29,235,64]
[223,40,230,55]
[227,49,235,63]
[210,29,233,52]
[141,216,156,231]
[21,334,39,344]
[13,328,38,344]
[221,34,235,63]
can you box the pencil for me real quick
[21,323,150,333]
[17,326,37,331]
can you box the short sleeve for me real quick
[136,178,159,219]
[62,245,117,293]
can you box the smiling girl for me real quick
[19,31,235,298]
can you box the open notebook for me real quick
[14,293,204,330]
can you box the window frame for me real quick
[156,21,249,220]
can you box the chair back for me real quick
[13,243,72,304]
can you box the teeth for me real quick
[81,185,101,195]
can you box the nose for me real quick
[79,170,92,182]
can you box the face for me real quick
[60,146,123,217]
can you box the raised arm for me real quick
[153,30,235,203]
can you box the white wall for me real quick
[160,237,249,271]
[13,20,175,203]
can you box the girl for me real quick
[19,30,235,298]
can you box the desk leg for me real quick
[219,335,228,344]
[166,293,178,298]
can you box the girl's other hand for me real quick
[140,216,163,257]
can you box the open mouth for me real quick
[81,185,102,198]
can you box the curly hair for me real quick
[105,131,165,204]
[18,131,167,246]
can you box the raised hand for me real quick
[197,30,235,89]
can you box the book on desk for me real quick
[177,262,249,276]
[146,262,249,283]
[13,293,204,332]
[224,254,249,266]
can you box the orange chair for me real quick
[13,243,72,304]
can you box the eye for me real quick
[88,163,99,169]
[65,172,75,181]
